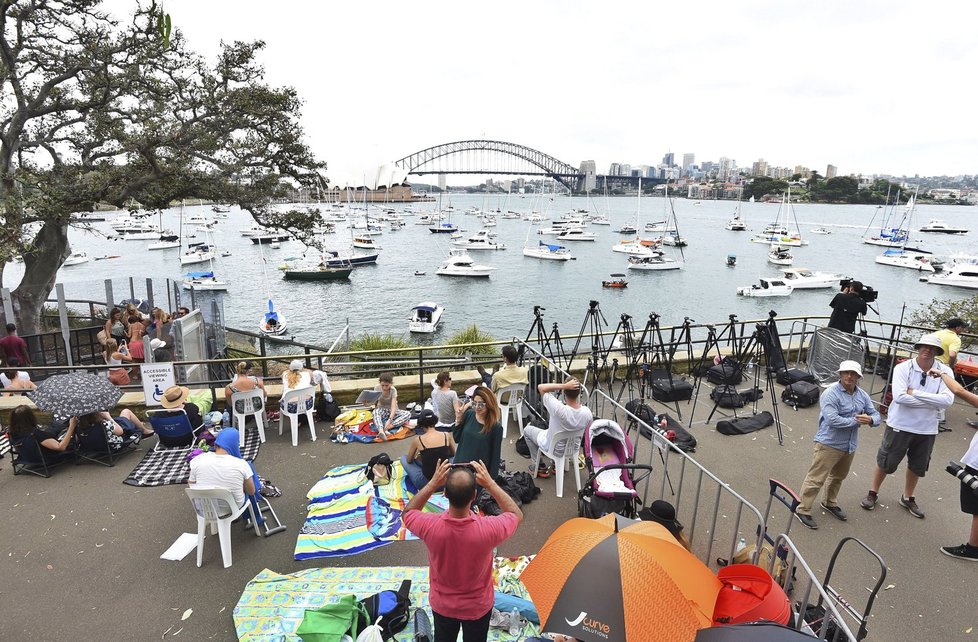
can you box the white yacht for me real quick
[875,248,936,272]
[767,245,793,266]
[776,268,840,289]
[436,249,494,277]
[725,217,747,231]
[181,270,228,291]
[352,236,381,250]
[408,302,445,333]
[180,244,214,266]
[660,231,687,247]
[556,228,596,242]
[627,253,680,271]
[612,239,659,256]
[737,278,793,297]
[927,259,978,289]
[919,219,968,234]
[523,240,572,261]
[63,252,89,266]
[591,216,611,225]
[452,230,505,250]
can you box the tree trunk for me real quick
[12,220,70,334]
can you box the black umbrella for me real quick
[30,372,124,417]
[695,622,818,641]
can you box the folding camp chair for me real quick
[147,408,203,450]
[75,421,140,467]
[9,433,74,478]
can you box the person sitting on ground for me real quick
[74,408,154,452]
[2,364,36,396]
[7,405,77,460]
[160,384,204,428]
[103,338,133,386]
[525,377,593,478]
[401,409,456,490]
[486,345,529,392]
[372,371,412,439]
[430,371,461,427]
[453,386,504,478]
[188,428,257,513]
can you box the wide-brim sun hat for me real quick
[914,334,945,356]
[837,360,863,377]
[160,385,191,408]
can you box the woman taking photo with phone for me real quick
[452,386,503,477]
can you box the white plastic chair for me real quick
[230,389,267,447]
[495,383,527,439]
[533,422,589,498]
[278,386,317,446]
[185,488,259,568]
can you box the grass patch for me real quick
[443,325,497,356]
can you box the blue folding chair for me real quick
[147,409,202,450]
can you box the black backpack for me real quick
[365,453,394,483]
[357,579,412,640]
[711,385,745,408]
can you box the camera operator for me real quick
[828,280,868,334]
[929,369,978,560]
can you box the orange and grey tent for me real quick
[520,513,722,642]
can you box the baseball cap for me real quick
[837,360,863,377]
[417,408,438,428]
[150,338,165,350]
[914,334,945,356]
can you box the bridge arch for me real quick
[394,140,582,190]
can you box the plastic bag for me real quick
[355,619,384,642]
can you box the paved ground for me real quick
[2,375,977,641]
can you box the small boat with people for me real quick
[767,245,793,266]
[523,240,572,261]
[726,254,737,266]
[737,277,793,297]
[436,249,494,277]
[408,302,445,333]
[919,219,968,234]
[601,273,628,288]
[63,251,90,266]
[259,300,288,338]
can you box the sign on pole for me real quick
[140,362,176,407]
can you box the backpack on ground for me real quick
[711,385,745,408]
[775,367,817,386]
[365,453,394,484]
[357,579,412,641]
[316,395,342,422]
[707,357,744,385]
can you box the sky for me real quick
[106,1,977,180]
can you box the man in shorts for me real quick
[861,334,954,518]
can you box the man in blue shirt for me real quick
[795,360,880,530]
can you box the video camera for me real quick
[839,278,879,304]
[947,461,978,496]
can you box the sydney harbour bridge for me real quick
[393,140,663,192]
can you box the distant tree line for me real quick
[744,176,904,204]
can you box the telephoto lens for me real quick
[947,462,978,495]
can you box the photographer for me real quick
[929,370,978,561]
[828,280,868,334]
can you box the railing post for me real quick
[145,278,154,311]
[104,279,114,312]
[259,337,268,377]
[417,347,425,404]
[56,284,73,367]
[0,287,13,326]
[129,276,135,301]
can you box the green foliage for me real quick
[443,325,497,356]
[743,177,789,200]
[908,294,978,350]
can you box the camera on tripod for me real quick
[839,278,879,303]
[947,461,978,496]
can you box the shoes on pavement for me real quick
[967,421,978,430]
[795,513,818,530]
[529,463,553,479]
[860,491,878,511]
[899,495,925,518]
[820,502,848,521]
[940,544,978,561]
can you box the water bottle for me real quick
[222,409,231,428]
[736,536,747,553]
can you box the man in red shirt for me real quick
[0,323,31,367]
[403,460,522,642]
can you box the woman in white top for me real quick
[104,338,132,386]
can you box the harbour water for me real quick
[4,195,975,344]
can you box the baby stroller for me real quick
[577,419,653,519]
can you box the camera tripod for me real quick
[521,305,566,371]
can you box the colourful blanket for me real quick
[234,561,538,642]
[294,461,447,560]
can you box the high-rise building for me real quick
[718,157,735,182]
[752,159,769,177]
[609,162,622,176]
[682,153,695,175]
[662,152,675,167]
[619,164,631,176]
[793,166,811,179]
[579,160,597,192]
[826,164,838,179]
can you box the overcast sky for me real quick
[110,1,976,179]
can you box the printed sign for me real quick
[141,363,176,407]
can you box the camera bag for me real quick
[781,381,820,409]
[716,411,774,435]
[775,368,817,386]
[356,579,412,641]
[707,358,744,385]
[711,385,745,408]
[651,375,694,402]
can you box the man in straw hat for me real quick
[160,384,203,429]
[795,360,880,530]
[861,334,954,518]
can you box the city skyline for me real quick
[105,1,977,179]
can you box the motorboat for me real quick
[523,240,572,261]
[726,254,737,266]
[251,233,291,244]
[927,258,978,289]
[737,278,793,297]
[63,252,89,266]
[408,302,445,333]
[147,238,181,250]
[767,245,793,266]
[282,265,353,280]
[626,253,680,271]
[181,271,228,291]
[777,268,840,289]
[452,229,505,250]
[117,225,161,240]
[180,245,214,266]
[239,223,265,237]
[556,228,596,242]
[612,239,658,256]
[187,214,217,225]
[875,248,937,272]
[591,216,611,225]
[259,300,288,338]
[660,231,687,247]
[644,220,669,233]
[109,214,152,230]
[352,236,381,250]
[811,227,832,235]
[751,232,806,246]
[71,213,106,223]
[616,224,637,234]
[212,205,231,214]
[919,219,968,234]
[602,273,628,288]
[436,249,494,277]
